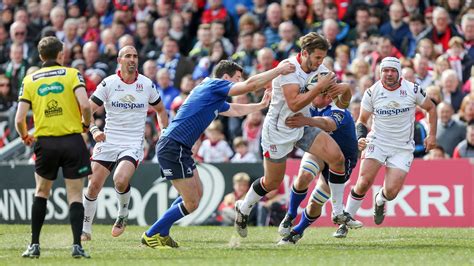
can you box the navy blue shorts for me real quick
[156,137,196,180]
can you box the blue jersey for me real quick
[310,104,358,168]
[162,78,232,148]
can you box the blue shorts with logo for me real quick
[156,136,196,180]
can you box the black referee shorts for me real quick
[34,133,92,180]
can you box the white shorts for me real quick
[261,126,321,161]
[91,142,144,163]
[363,141,414,173]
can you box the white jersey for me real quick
[92,73,161,147]
[361,79,426,150]
[263,56,329,144]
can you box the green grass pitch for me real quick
[0,224,472,265]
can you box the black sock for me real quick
[69,202,84,246]
[251,177,268,197]
[31,197,47,245]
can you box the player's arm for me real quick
[286,113,337,132]
[327,83,352,109]
[228,61,296,96]
[15,101,34,146]
[283,73,336,112]
[355,107,372,151]
[220,89,271,117]
[88,96,106,142]
[150,99,169,132]
[419,97,437,152]
[74,86,92,131]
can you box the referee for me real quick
[15,36,92,259]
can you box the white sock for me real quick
[83,194,97,234]
[345,192,364,217]
[375,188,387,206]
[116,186,131,217]
[240,187,264,215]
[329,182,345,215]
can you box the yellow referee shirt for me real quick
[19,62,86,137]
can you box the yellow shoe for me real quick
[141,232,179,249]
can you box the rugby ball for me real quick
[305,71,330,91]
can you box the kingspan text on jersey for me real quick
[375,107,410,116]
[111,101,145,109]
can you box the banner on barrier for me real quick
[0,159,472,227]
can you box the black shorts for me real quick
[34,133,92,180]
[156,136,196,180]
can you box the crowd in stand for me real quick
[0,0,473,161]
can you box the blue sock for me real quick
[171,196,183,206]
[146,202,189,237]
[292,210,319,235]
[288,185,308,219]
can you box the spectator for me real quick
[432,55,451,87]
[461,13,474,59]
[256,182,287,226]
[452,120,474,158]
[189,24,212,63]
[231,137,259,163]
[193,40,229,81]
[143,59,158,85]
[250,0,267,28]
[211,21,234,57]
[7,21,37,65]
[424,145,449,160]
[414,54,434,89]
[447,36,473,83]
[457,94,474,124]
[202,0,228,24]
[142,18,169,60]
[0,74,14,112]
[345,6,378,48]
[419,6,460,53]
[2,43,29,98]
[263,3,282,47]
[50,6,66,41]
[134,21,151,54]
[170,74,194,116]
[253,47,279,76]
[0,24,8,65]
[198,120,234,163]
[380,2,410,51]
[232,32,257,77]
[216,172,252,226]
[401,14,426,58]
[440,69,466,112]
[242,109,264,158]
[334,45,351,80]
[169,13,193,55]
[156,37,194,88]
[156,68,180,112]
[272,21,299,62]
[82,41,108,85]
[436,102,466,156]
[322,18,341,58]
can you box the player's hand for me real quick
[358,138,368,151]
[285,113,310,128]
[327,83,349,99]
[259,88,272,108]
[21,134,35,146]
[277,62,296,75]
[92,130,106,142]
[424,135,436,152]
[318,72,337,92]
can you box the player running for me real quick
[278,90,359,244]
[141,60,296,248]
[81,46,168,241]
[345,57,437,228]
[234,32,360,239]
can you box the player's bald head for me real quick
[118,46,137,58]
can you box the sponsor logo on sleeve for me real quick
[77,72,85,83]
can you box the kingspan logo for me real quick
[37,82,64,96]
[111,94,145,109]
[375,101,410,116]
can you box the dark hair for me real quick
[38,36,63,61]
[299,32,330,53]
[213,60,243,78]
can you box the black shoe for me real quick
[332,211,363,228]
[333,224,348,238]
[22,244,40,258]
[278,214,295,237]
[374,192,386,225]
[72,244,91,258]
[277,231,303,245]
